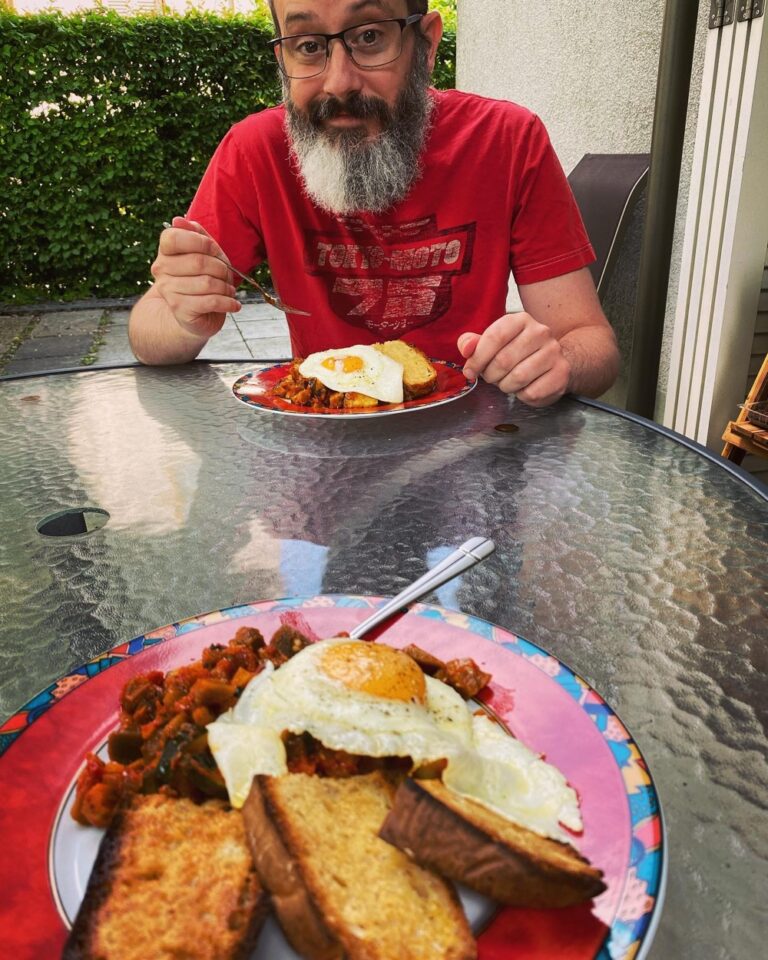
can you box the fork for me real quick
[161,222,310,317]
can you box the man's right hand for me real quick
[150,216,241,341]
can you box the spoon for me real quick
[349,537,496,640]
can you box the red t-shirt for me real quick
[188,89,593,364]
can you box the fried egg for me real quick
[208,637,581,841]
[443,714,582,842]
[299,345,404,403]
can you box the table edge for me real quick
[574,395,768,502]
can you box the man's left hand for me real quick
[457,312,572,407]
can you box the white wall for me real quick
[456,0,709,412]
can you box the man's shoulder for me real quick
[227,104,288,146]
[432,88,537,130]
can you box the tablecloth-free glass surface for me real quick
[1,363,766,959]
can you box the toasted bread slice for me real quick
[242,772,476,960]
[379,778,606,909]
[373,341,438,399]
[63,795,268,960]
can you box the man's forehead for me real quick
[275,0,405,32]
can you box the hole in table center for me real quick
[493,422,519,433]
[36,508,110,538]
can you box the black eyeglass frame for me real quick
[267,14,424,79]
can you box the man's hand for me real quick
[150,216,241,342]
[456,269,620,405]
[458,312,572,407]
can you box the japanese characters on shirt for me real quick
[306,215,475,336]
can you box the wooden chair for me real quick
[722,351,768,464]
[567,153,650,299]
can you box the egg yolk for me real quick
[321,642,426,704]
[321,355,364,373]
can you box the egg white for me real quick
[211,638,472,771]
[208,638,583,842]
[299,345,404,403]
[442,714,582,841]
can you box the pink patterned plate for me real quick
[231,360,475,417]
[0,597,665,959]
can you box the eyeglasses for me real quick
[268,14,424,80]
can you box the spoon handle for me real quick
[348,537,495,641]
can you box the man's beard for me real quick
[284,45,433,215]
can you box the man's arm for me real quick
[457,267,619,406]
[128,218,241,366]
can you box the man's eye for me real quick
[295,39,324,56]
[349,27,385,48]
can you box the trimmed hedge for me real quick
[0,11,456,305]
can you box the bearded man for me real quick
[129,0,619,406]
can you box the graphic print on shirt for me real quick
[305,215,476,336]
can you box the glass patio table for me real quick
[0,361,765,959]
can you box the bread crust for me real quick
[379,778,606,909]
[372,341,438,398]
[64,795,268,960]
[63,807,125,959]
[243,774,476,960]
[242,777,344,960]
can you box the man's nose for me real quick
[321,38,362,98]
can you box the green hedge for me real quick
[0,11,456,305]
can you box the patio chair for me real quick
[567,153,651,299]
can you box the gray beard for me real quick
[284,47,433,215]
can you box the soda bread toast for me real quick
[373,340,439,398]
[242,772,477,960]
[379,778,606,909]
[63,794,268,959]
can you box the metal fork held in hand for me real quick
[214,257,310,317]
[162,222,310,317]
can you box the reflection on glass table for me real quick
[0,362,766,960]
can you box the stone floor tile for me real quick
[243,336,292,360]
[34,310,104,337]
[234,318,291,339]
[99,324,132,358]
[94,348,137,366]
[198,340,251,360]
[235,303,286,323]
[0,316,32,353]
[13,334,93,360]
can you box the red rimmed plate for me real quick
[0,597,665,959]
[231,360,476,417]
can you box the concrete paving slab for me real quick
[98,322,132,359]
[243,336,292,360]
[235,318,291,339]
[198,342,252,361]
[13,334,93,361]
[220,315,243,333]
[235,303,286,323]
[0,298,292,375]
[209,331,249,349]
[95,347,137,365]
[0,316,33,353]
[34,310,104,337]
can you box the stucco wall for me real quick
[455,0,708,412]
